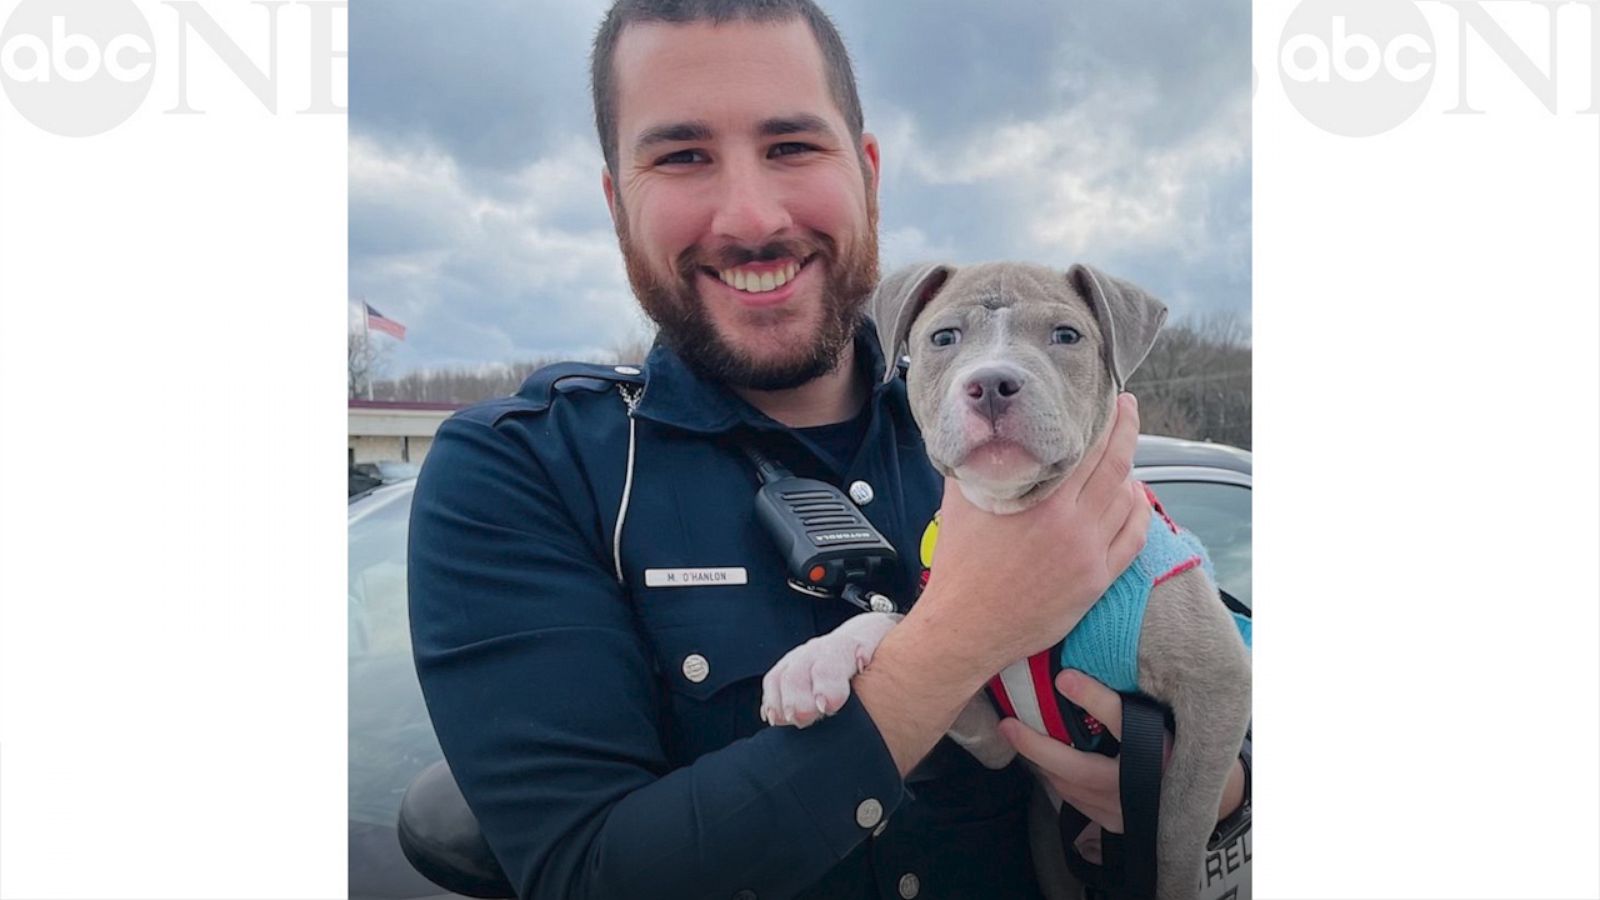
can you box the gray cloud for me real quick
[349,134,650,372]
[351,0,611,178]
[351,1,1251,373]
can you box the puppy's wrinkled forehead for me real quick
[922,261,1093,322]
[871,259,1167,396]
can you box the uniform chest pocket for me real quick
[634,580,810,692]
[647,615,810,764]
[650,618,795,701]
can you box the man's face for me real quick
[603,18,881,390]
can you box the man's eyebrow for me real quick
[634,121,714,154]
[632,115,841,156]
[760,114,838,141]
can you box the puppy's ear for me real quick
[1069,264,1168,390]
[870,262,954,384]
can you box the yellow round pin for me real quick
[919,513,940,568]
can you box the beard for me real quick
[615,197,879,392]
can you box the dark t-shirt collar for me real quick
[631,318,894,436]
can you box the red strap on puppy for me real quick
[987,651,1075,745]
[1030,653,1072,742]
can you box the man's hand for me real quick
[915,392,1152,674]
[996,669,1246,833]
[854,394,1150,775]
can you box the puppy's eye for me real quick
[930,328,961,348]
[1051,326,1082,345]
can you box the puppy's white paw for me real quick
[759,632,871,729]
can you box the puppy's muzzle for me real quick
[963,364,1028,425]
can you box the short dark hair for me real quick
[591,0,865,179]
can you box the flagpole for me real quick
[361,297,374,400]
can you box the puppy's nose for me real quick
[964,366,1026,422]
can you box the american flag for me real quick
[365,303,406,340]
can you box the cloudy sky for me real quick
[350,0,1251,374]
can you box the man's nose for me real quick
[963,365,1027,423]
[710,159,793,243]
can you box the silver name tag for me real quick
[644,567,748,588]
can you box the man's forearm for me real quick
[853,601,999,776]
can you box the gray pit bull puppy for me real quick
[760,261,1252,900]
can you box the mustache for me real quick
[675,236,835,279]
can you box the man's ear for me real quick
[1068,264,1168,390]
[859,132,881,197]
[601,165,619,226]
[870,262,954,384]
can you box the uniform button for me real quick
[613,365,641,376]
[682,654,709,683]
[732,891,756,900]
[897,873,920,899]
[848,480,874,505]
[855,798,883,829]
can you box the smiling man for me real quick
[407,2,1175,899]
[600,6,881,415]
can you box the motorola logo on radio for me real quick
[812,530,873,545]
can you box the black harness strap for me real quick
[1057,797,1098,887]
[1117,697,1166,900]
[1055,693,1167,900]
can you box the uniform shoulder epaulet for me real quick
[516,361,646,406]
[451,362,646,428]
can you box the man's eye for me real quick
[770,142,815,158]
[930,328,961,347]
[655,149,707,166]
[1051,326,1082,345]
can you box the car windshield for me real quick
[1144,480,1252,610]
[348,484,444,897]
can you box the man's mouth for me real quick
[701,256,814,296]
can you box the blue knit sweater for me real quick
[1056,502,1252,693]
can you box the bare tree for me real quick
[369,324,660,405]
[373,354,569,404]
[608,332,656,367]
[348,328,391,399]
[363,314,1257,448]
[1125,310,1251,449]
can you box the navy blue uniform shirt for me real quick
[409,323,1043,900]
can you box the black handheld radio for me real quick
[741,443,899,613]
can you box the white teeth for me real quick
[716,261,803,293]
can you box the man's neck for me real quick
[732,343,868,428]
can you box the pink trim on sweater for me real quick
[1153,556,1204,587]
[1142,482,1180,534]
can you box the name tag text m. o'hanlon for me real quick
[644,568,749,588]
